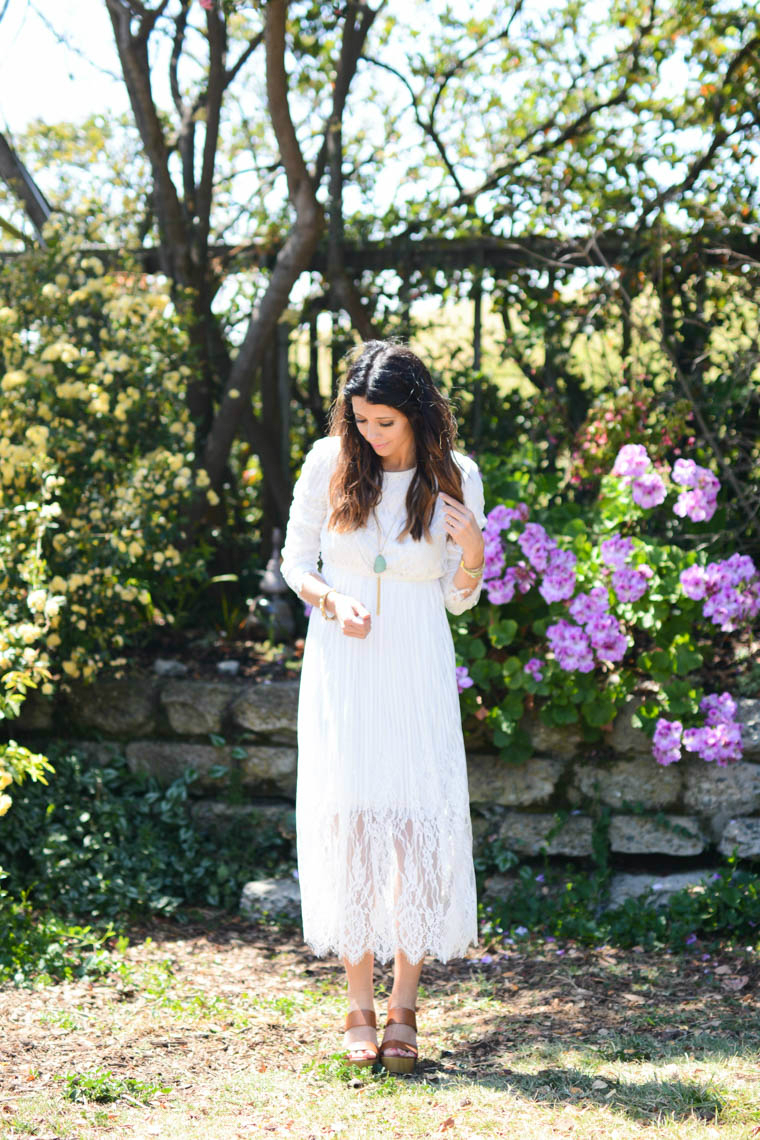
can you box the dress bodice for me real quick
[321,465,451,582]
[280,435,486,615]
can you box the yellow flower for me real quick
[44,595,64,619]
[1,369,27,392]
[0,793,13,818]
[0,769,11,791]
[206,489,220,506]
[62,661,80,678]
[41,683,54,695]
[195,468,210,488]
[47,633,62,649]
[27,589,47,613]
[25,424,50,449]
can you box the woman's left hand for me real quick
[439,492,484,564]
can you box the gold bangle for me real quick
[319,589,337,620]
[459,555,484,580]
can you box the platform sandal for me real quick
[379,1007,418,1074]
[343,1008,379,1067]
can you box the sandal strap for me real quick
[386,1006,417,1030]
[345,1008,377,1031]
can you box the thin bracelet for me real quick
[459,555,485,580]
[319,588,337,620]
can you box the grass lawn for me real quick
[1,915,759,1139]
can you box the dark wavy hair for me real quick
[327,341,464,540]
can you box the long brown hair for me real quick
[327,341,464,541]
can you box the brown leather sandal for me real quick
[379,1007,418,1074]
[343,1008,379,1067]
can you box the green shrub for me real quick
[478,852,760,951]
[0,748,294,921]
[0,875,116,985]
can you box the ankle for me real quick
[347,996,375,1014]
[388,995,417,1014]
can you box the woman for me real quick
[280,340,486,1073]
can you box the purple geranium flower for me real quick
[631,471,667,508]
[539,548,577,603]
[611,443,651,479]
[586,612,628,662]
[456,666,474,693]
[518,523,557,573]
[612,566,650,603]
[568,586,610,625]
[600,534,635,569]
[653,718,683,766]
[546,619,595,672]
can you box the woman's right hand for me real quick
[331,592,372,638]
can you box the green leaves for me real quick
[489,617,518,648]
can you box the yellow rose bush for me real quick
[0,460,57,818]
[0,224,210,684]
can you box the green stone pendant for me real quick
[373,554,387,573]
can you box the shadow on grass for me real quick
[308,1049,728,1125]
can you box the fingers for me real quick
[341,600,371,638]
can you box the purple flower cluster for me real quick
[672,459,720,523]
[653,718,682,766]
[524,657,544,682]
[546,619,594,672]
[683,693,743,765]
[539,548,577,603]
[456,665,474,693]
[483,506,576,607]
[611,444,650,479]
[612,565,651,603]
[680,553,760,632]
[518,522,557,572]
[653,693,743,766]
[483,503,529,596]
[600,535,634,569]
[486,562,536,605]
[611,444,667,508]
[568,586,609,624]
[631,471,667,508]
[552,585,628,669]
[586,612,628,661]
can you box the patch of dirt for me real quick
[1,915,759,1108]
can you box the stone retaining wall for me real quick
[12,677,760,861]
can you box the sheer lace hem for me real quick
[297,806,477,966]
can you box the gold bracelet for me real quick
[319,589,337,620]
[459,555,485,580]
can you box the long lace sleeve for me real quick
[441,455,486,616]
[280,436,338,598]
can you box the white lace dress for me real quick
[280,435,486,964]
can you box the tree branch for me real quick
[0,132,51,240]
[313,0,385,185]
[105,0,191,281]
[225,29,264,87]
[197,4,227,247]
